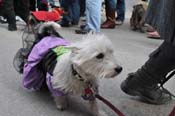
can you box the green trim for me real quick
[52,46,69,60]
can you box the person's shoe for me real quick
[147,31,161,39]
[146,25,155,32]
[75,29,91,34]
[120,73,173,105]
[8,25,17,31]
[60,21,72,27]
[101,19,115,29]
[80,24,86,30]
[115,20,123,25]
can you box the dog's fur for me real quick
[30,22,122,116]
[130,3,148,32]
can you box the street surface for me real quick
[0,0,175,116]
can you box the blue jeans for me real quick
[60,0,80,24]
[85,0,102,32]
[116,0,125,22]
[105,0,116,10]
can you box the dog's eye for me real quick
[96,53,104,59]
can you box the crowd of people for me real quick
[0,0,175,108]
[0,0,126,33]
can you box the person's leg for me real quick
[121,41,175,104]
[80,0,86,16]
[30,0,36,11]
[86,0,102,32]
[14,0,30,23]
[69,0,80,25]
[37,0,41,10]
[37,0,48,11]
[59,0,73,27]
[101,0,116,29]
[116,0,125,24]
[48,0,55,7]
[2,0,17,31]
[75,0,102,34]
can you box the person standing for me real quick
[75,0,102,34]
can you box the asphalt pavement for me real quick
[0,0,175,116]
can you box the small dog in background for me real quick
[14,22,122,116]
[130,0,148,32]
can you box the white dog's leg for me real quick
[89,100,108,116]
[54,96,68,111]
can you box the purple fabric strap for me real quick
[23,36,70,96]
[46,73,66,96]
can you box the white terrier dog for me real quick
[21,22,122,116]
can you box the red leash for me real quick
[95,94,125,116]
[169,106,175,116]
[96,93,175,116]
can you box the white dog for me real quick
[22,22,122,116]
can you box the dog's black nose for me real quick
[115,66,123,73]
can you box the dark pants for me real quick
[37,0,48,11]
[148,41,175,77]
[0,0,16,27]
[30,0,36,11]
[80,0,85,16]
[116,0,125,22]
[60,0,80,24]
[137,41,175,85]
[14,0,30,23]
[0,0,29,26]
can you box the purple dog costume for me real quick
[23,36,70,96]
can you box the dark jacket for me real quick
[0,0,14,14]
[145,0,175,45]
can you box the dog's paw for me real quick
[56,103,68,111]
[54,96,68,111]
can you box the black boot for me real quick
[4,9,17,31]
[121,72,173,105]
[121,42,175,105]
[8,24,17,31]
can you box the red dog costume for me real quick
[30,8,64,22]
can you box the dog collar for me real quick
[71,64,96,101]
[71,64,85,82]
